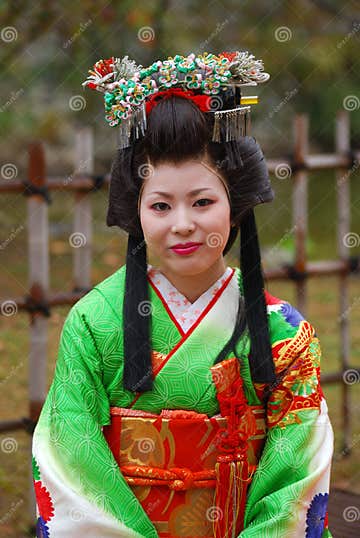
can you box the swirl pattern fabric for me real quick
[32,265,334,537]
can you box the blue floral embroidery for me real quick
[36,516,50,538]
[306,493,328,537]
[280,302,305,328]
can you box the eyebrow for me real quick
[147,188,214,199]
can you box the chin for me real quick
[166,256,216,274]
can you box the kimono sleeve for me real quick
[240,320,334,537]
[31,303,158,538]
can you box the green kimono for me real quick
[32,264,334,537]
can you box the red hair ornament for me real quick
[145,87,212,115]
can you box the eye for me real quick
[150,199,214,212]
[194,198,213,207]
[151,202,169,211]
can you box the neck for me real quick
[155,258,227,304]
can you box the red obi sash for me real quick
[103,358,267,538]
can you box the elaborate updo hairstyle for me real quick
[107,88,276,393]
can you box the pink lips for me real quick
[170,244,202,255]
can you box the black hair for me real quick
[107,92,275,392]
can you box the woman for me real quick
[32,52,334,537]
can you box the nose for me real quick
[171,206,195,233]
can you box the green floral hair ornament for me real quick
[82,51,270,148]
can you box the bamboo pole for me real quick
[0,174,110,193]
[27,142,49,522]
[1,258,358,326]
[293,115,309,315]
[336,111,352,455]
[73,128,94,291]
[1,288,91,311]
[2,258,357,314]
[0,148,358,195]
[27,143,49,423]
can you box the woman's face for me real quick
[139,158,231,278]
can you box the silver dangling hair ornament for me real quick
[117,102,147,150]
[211,105,251,143]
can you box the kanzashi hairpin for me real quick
[82,51,270,148]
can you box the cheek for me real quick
[209,203,231,245]
[209,201,231,225]
[140,211,163,243]
[139,210,151,242]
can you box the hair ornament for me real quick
[83,51,270,148]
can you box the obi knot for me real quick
[169,467,194,491]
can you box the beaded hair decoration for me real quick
[82,51,270,149]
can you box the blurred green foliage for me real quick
[0,0,359,170]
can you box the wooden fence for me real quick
[1,111,359,452]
